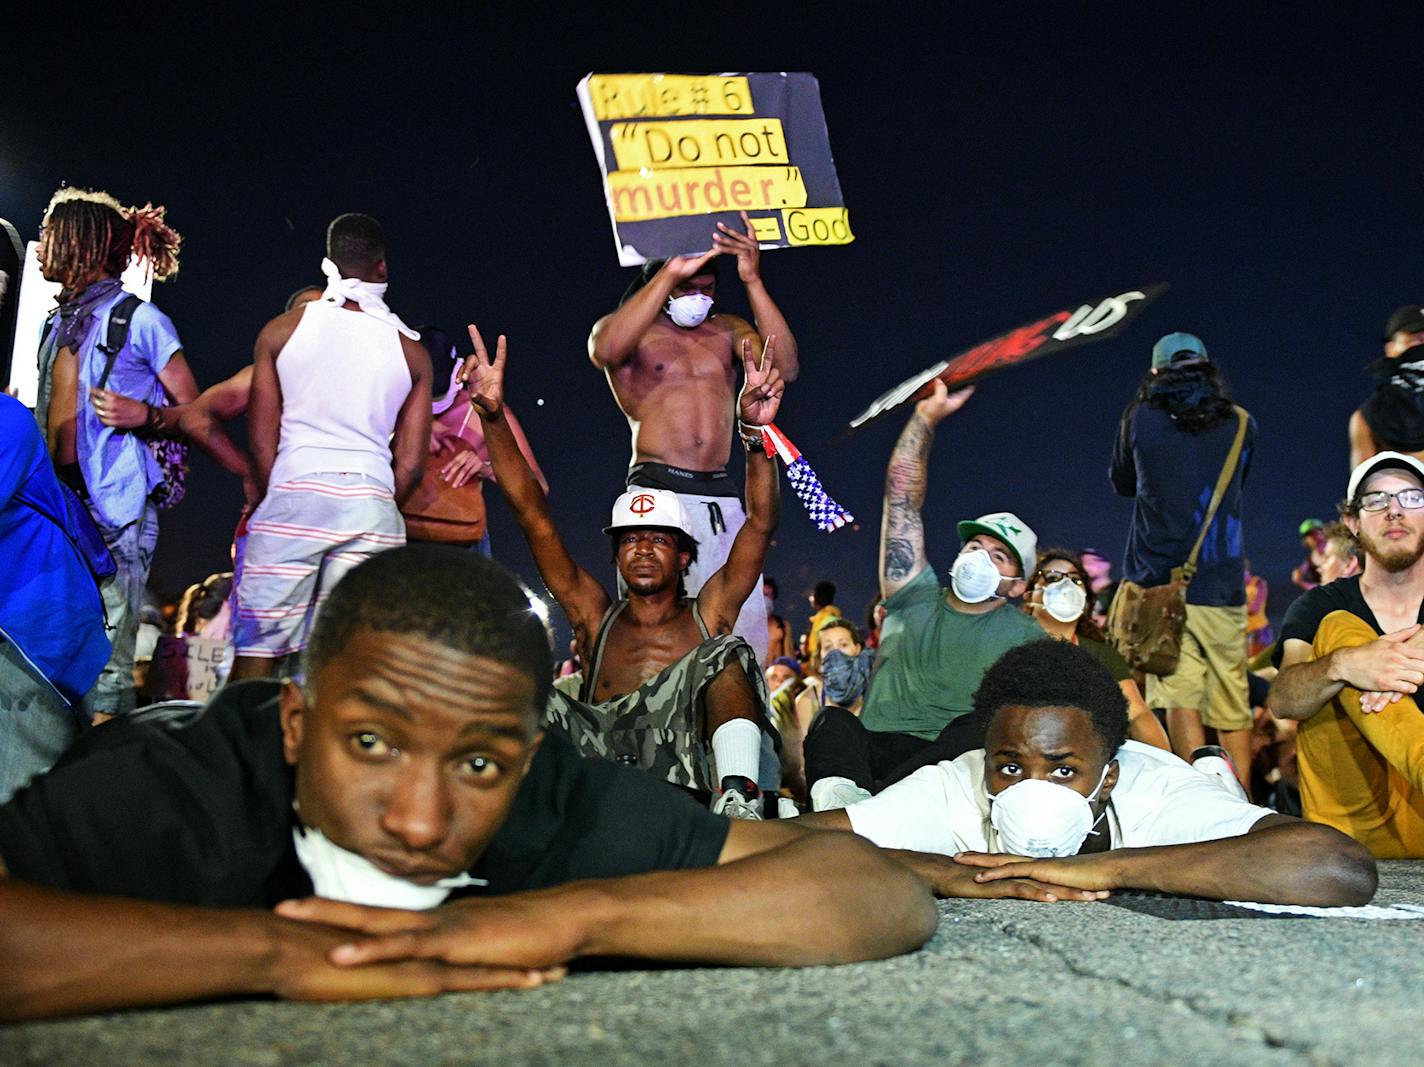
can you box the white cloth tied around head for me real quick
[319,257,421,340]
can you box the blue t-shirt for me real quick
[68,292,183,530]
[1110,403,1255,607]
[0,395,110,703]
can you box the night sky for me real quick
[4,7,1420,645]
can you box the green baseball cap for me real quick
[956,512,1037,576]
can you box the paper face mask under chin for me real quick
[292,824,486,910]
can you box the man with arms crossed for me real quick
[800,640,1376,906]
[468,327,784,817]
[0,547,935,1021]
[1268,452,1424,857]
[588,213,799,664]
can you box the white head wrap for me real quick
[319,257,420,340]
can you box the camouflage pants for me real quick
[543,634,776,796]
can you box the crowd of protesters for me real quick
[0,184,1417,1020]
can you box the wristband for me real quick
[739,421,766,453]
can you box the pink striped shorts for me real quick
[233,473,405,658]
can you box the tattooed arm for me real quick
[879,381,976,599]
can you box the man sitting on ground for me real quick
[802,380,1042,810]
[0,546,936,1021]
[799,639,1376,906]
[1317,521,1365,586]
[1267,451,1424,857]
[463,327,783,818]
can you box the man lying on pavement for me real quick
[0,546,936,1021]
[796,639,1377,906]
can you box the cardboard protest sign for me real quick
[147,634,231,702]
[847,284,1169,433]
[577,72,852,265]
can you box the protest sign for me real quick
[147,634,231,702]
[577,72,852,265]
[847,284,1169,432]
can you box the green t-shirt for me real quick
[861,566,1045,739]
[1081,635,1132,683]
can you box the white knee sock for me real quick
[711,718,762,786]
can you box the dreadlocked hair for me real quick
[42,188,182,291]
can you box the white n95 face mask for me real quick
[666,293,713,328]
[1042,579,1088,623]
[950,548,1004,603]
[988,764,1112,858]
[292,824,486,910]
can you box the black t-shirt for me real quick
[1272,575,1424,667]
[0,681,729,905]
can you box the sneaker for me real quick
[1191,745,1250,802]
[810,775,873,812]
[777,796,802,819]
[712,775,763,820]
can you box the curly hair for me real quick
[971,639,1129,759]
[41,187,181,291]
[1028,547,1105,641]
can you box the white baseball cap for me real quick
[604,488,697,539]
[1346,451,1424,503]
[956,511,1038,575]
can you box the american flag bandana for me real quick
[759,423,854,532]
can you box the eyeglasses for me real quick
[1357,488,1424,512]
[1034,569,1086,587]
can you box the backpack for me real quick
[95,293,189,509]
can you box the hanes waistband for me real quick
[627,461,740,498]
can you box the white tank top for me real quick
[269,301,412,490]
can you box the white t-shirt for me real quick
[845,740,1274,854]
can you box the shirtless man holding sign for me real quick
[588,211,799,664]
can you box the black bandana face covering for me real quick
[1362,348,1424,452]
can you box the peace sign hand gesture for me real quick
[457,325,507,418]
[737,335,784,427]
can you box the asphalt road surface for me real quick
[6,862,1423,1066]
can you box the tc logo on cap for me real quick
[629,493,657,516]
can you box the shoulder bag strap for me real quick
[1180,406,1249,583]
[94,293,143,389]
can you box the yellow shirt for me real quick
[1300,610,1424,858]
